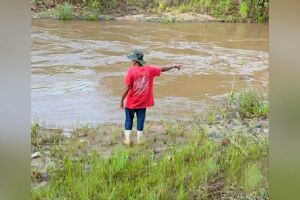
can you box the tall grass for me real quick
[31,123,39,147]
[58,3,73,20]
[244,163,264,192]
[228,89,269,118]
[238,89,269,118]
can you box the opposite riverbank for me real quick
[31,89,269,199]
[31,0,269,23]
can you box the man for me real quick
[120,49,181,145]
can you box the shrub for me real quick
[175,4,191,13]
[158,1,167,12]
[254,0,269,22]
[237,89,269,118]
[58,3,73,20]
[239,1,249,19]
[86,0,102,11]
[213,0,235,17]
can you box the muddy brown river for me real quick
[31,19,269,128]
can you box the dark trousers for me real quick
[124,107,146,131]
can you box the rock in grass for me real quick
[208,131,219,138]
[31,156,49,184]
[98,15,115,21]
[208,126,223,139]
[98,15,106,21]
[148,124,166,135]
[216,113,223,121]
[227,119,242,130]
[254,124,262,129]
[63,131,72,138]
[36,181,48,189]
[221,138,230,146]
[252,127,261,135]
[153,148,161,155]
[31,152,41,159]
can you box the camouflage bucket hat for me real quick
[127,49,146,65]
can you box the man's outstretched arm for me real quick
[162,64,181,72]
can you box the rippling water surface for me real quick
[31,19,269,128]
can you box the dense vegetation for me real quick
[32,0,269,22]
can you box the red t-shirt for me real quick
[124,65,162,109]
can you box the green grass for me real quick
[222,134,268,184]
[243,163,264,192]
[228,89,269,118]
[32,129,268,199]
[58,3,73,20]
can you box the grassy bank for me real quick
[31,0,269,22]
[31,89,269,199]
[33,132,268,199]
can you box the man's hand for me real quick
[162,64,182,72]
[173,64,181,70]
[120,85,130,109]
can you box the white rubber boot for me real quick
[124,130,131,145]
[137,131,143,144]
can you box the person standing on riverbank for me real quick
[120,49,181,145]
